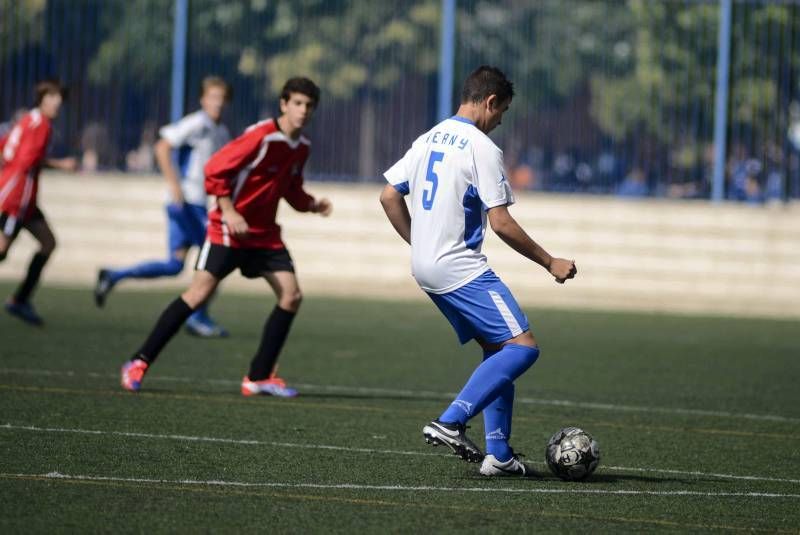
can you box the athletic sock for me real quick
[13,252,50,303]
[188,303,214,324]
[109,257,184,284]
[483,382,515,462]
[439,344,539,426]
[132,297,194,364]
[247,306,296,381]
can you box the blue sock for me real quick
[188,306,211,323]
[109,257,184,284]
[484,382,514,462]
[439,344,539,426]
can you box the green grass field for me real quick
[1,283,799,533]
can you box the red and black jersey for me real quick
[204,118,315,249]
[0,109,51,220]
[0,131,8,164]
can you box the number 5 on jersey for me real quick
[423,151,444,210]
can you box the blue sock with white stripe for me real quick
[109,256,184,284]
[439,344,539,427]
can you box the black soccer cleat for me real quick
[4,299,44,326]
[422,419,484,463]
[94,269,114,308]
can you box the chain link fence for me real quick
[2,0,798,200]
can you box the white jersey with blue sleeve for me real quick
[383,115,514,294]
[159,110,230,206]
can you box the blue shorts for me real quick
[427,270,530,345]
[167,202,207,253]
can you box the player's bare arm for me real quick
[44,157,78,172]
[216,195,248,236]
[487,205,576,283]
[154,137,184,205]
[379,184,411,244]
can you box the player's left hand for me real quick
[550,258,577,284]
[223,210,250,237]
[61,157,79,172]
[48,157,78,172]
[313,198,333,217]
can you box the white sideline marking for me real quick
[5,471,800,499]
[3,423,800,486]
[0,423,442,457]
[2,366,800,425]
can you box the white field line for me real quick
[3,423,800,486]
[4,471,800,499]
[2,366,800,425]
[0,423,442,457]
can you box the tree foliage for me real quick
[87,0,440,100]
[0,0,47,61]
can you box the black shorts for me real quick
[195,242,295,279]
[0,207,45,240]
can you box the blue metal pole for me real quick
[437,0,456,123]
[170,0,188,122]
[711,0,732,203]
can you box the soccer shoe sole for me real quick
[422,424,484,463]
[94,270,112,308]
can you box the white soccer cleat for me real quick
[479,453,536,477]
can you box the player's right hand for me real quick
[550,258,577,284]
[170,187,185,207]
[223,210,249,237]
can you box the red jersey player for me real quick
[119,77,332,396]
[1,80,77,325]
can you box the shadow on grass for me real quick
[459,471,691,485]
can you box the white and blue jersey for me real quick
[384,116,515,294]
[159,110,230,207]
[159,110,229,251]
[384,115,528,344]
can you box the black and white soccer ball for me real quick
[545,427,600,481]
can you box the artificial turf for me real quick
[1,283,799,533]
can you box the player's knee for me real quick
[280,290,303,312]
[182,273,217,308]
[181,287,209,309]
[513,330,538,349]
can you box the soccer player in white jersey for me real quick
[381,66,577,476]
[94,76,232,337]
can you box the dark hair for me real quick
[200,76,232,101]
[35,79,67,105]
[460,66,514,106]
[280,77,320,107]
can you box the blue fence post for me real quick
[170,0,188,123]
[437,0,456,123]
[711,0,732,203]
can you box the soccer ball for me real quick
[545,427,600,481]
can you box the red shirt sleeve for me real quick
[9,115,51,172]
[283,156,315,212]
[204,124,267,197]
